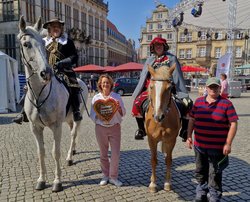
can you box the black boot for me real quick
[179,118,189,142]
[135,117,146,140]
[71,88,82,122]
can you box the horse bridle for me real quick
[149,78,173,115]
[19,33,52,113]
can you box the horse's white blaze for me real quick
[155,81,162,114]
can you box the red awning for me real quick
[74,64,105,73]
[105,62,143,72]
[181,66,207,72]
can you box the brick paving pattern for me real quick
[0,91,250,201]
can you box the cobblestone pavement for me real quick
[0,91,250,202]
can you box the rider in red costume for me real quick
[132,37,192,140]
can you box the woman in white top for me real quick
[90,74,126,187]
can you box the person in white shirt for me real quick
[90,74,126,187]
[220,73,229,98]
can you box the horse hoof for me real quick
[164,183,171,191]
[72,150,76,155]
[35,181,46,190]
[149,187,157,193]
[52,183,63,192]
[149,182,157,193]
[67,160,73,166]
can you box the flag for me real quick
[216,53,232,78]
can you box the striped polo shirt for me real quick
[190,95,238,154]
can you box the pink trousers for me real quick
[95,124,121,179]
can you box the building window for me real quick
[166,33,172,40]
[100,49,104,66]
[157,34,162,38]
[73,8,79,28]
[2,0,15,21]
[4,34,16,59]
[179,49,185,59]
[157,23,162,30]
[217,31,223,40]
[54,0,62,19]
[41,0,50,23]
[235,46,242,58]
[95,48,99,65]
[198,47,206,57]
[148,23,153,30]
[236,32,243,40]
[89,47,94,64]
[157,13,162,19]
[187,33,192,42]
[201,31,206,40]
[215,47,222,58]
[65,5,71,31]
[180,33,186,42]
[81,12,87,32]
[25,0,36,23]
[186,49,192,59]
[100,20,105,42]
[147,34,152,41]
[95,17,99,40]
[89,15,94,40]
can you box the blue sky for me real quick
[104,0,180,48]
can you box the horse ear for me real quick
[34,16,42,32]
[19,16,26,32]
[169,63,176,75]
[148,64,155,77]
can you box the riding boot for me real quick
[71,88,82,122]
[135,117,146,140]
[179,118,189,142]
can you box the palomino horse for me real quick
[145,63,181,193]
[17,16,88,192]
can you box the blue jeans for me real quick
[194,147,225,202]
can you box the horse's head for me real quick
[148,63,176,122]
[18,16,52,84]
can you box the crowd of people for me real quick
[14,16,238,202]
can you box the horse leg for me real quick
[51,124,63,192]
[66,121,78,166]
[164,142,176,191]
[148,138,158,193]
[31,125,46,190]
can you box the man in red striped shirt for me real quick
[186,77,238,202]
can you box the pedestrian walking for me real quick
[220,73,229,98]
[90,74,126,187]
[186,77,238,202]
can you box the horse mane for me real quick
[151,65,173,81]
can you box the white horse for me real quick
[17,16,88,192]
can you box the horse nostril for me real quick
[40,71,46,79]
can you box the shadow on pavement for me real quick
[39,149,249,201]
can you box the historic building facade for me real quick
[107,20,137,66]
[139,4,249,74]
[0,0,136,73]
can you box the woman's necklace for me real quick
[102,92,110,99]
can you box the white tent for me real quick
[0,51,20,113]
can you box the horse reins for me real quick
[20,33,52,125]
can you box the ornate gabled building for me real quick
[139,3,249,74]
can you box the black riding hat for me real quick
[43,18,64,29]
